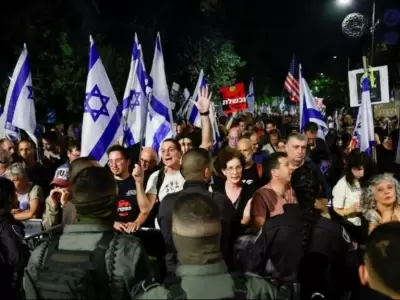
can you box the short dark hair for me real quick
[162,138,182,153]
[42,131,58,143]
[263,152,287,182]
[173,193,220,237]
[269,129,279,136]
[217,148,245,172]
[0,177,16,210]
[266,120,276,127]
[233,118,245,127]
[71,166,116,207]
[67,140,81,153]
[365,222,400,295]
[181,148,211,180]
[304,122,318,133]
[107,144,129,160]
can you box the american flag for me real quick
[284,55,300,103]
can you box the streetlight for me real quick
[337,0,352,7]
[337,0,378,64]
[333,56,338,59]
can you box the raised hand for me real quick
[132,163,144,184]
[192,85,212,114]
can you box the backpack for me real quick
[30,231,114,300]
[164,273,247,300]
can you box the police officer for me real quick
[247,162,358,300]
[0,177,29,300]
[138,193,277,299]
[24,166,156,299]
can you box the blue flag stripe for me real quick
[152,122,170,152]
[88,109,122,161]
[89,44,100,70]
[7,56,30,124]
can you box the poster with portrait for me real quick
[348,65,390,107]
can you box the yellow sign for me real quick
[373,101,400,118]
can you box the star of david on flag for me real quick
[121,33,150,147]
[84,84,110,122]
[81,36,122,165]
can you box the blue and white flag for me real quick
[2,44,36,144]
[176,88,191,118]
[358,76,375,154]
[187,69,206,127]
[210,102,221,151]
[145,32,173,153]
[122,33,148,147]
[299,65,328,140]
[81,36,123,165]
[246,78,255,113]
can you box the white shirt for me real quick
[332,176,362,226]
[145,169,185,229]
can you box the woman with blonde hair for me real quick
[361,174,400,234]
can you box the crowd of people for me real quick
[1,89,400,299]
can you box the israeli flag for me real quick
[210,102,221,151]
[145,32,173,153]
[187,69,206,127]
[2,44,37,144]
[122,34,148,147]
[81,36,123,165]
[246,78,255,113]
[299,65,328,140]
[176,88,191,119]
[358,76,375,154]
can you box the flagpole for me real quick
[362,55,377,163]
[138,85,152,162]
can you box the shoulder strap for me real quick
[91,231,114,299]
[41,233,62,266]
[231,274,247,300]
[165,275,187,300]
[256,164,263,178]
[156,168,166,200]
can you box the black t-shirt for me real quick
[242,163,261,187]
[212,181,256,221]
[115,177,140,223]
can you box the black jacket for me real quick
[0,210,30,300]
[247,204,358,300]
[158,180,240,272]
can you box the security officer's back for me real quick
[158,148,240,273]
[138,193,277,299]
[0,178,29,300]
[24,166,155,300]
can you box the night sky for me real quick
[1,0,400,98]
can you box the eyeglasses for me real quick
[140,158,152,165]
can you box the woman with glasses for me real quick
[212,149,255,226]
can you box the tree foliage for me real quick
[310,75,348,109]
[183,34,246,99]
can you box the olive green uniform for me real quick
[138,261,277,299]
[24,220,154,299]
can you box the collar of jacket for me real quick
[63,217,113,233]
[183,180,209,190]
[176,260,227,277]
